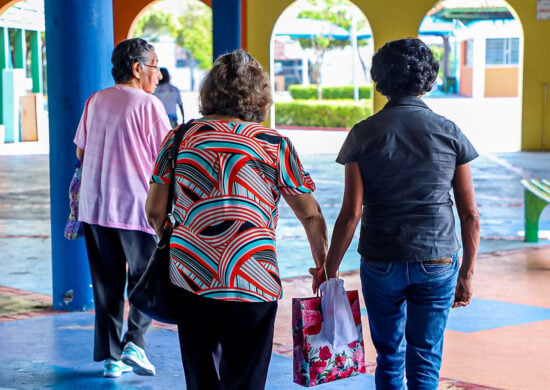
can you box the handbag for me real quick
[129,121,194,324]
[64,160,83,240]
[130,224,178,324]
[292,280,367,387]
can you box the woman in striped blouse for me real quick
[146,49,328,390]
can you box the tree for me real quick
[133,10,175,42]
[174,2,212,71]
[133,2,212,70]
[296,0,370,99]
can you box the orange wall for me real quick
[113,0,211,44]
[113,0,155,44]
[460,67,474,97]
[458,41,473,97]
[0,0,16,15]
[484,67,519,97]
[112,0,247,49]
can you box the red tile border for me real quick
[0,285,62,322]
[0,285,182,330]
[439,378,502,389]
[0,285,52,303]
[151,321,178,332]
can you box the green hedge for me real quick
[288,84,372,100]
[275,99,372,128]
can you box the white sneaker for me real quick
[121,341,156,376]
[103,358,132,378]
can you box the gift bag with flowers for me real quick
[292,289,367,386]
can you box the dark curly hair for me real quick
[370,38,439,98]
[111,38,155,83]
[199,49,272,122]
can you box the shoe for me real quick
[121,341,156,376]
[103,358,132,378]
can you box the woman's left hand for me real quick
[453,271,473,308]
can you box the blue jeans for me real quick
[360,254,459,390]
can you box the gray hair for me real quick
[199,49,272,122]
[111,38,155,83]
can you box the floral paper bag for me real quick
[292,290,367,387]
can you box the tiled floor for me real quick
[3,246,550,389]
[1,148,550,389]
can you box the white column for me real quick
[472,35,486,98]
[302,55,309,85]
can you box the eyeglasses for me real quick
[143,64,160,72]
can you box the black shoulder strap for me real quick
[167,119,195,214]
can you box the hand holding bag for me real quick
[292,278,366,387]
[129,121,193,324]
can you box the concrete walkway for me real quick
[1,142,550,388]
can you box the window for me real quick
[464,40,474,66]
[485,38,519,65]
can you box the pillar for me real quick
[2,69,25,142]
[13,29,26,70]
[45,0,114,310]
[0,27,10,125]
[212,0,241,60]
[472,36,485,98]
[30,31,43,93]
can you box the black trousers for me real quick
[174,288,278,390]
[83,224,156,361]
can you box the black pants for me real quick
[174,288,278,390]
[83,224,156,361]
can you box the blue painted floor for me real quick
[2,152,550,388]
[361,297,550,333]
[2,152,550,296]
[0,312,375,389]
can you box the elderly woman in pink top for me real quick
[73,38,171,379]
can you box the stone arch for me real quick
[342,0,437,111]
[0,0,19,15]
[504,0,549,150]
[414,0,524,152]
[112,0,211,44]
[268,0,374,127]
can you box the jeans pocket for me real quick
[364,261,392,276]
[419,254,458,276]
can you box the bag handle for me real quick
[166,119,195,222]
[322,264,340,281]
[317,265,340,297]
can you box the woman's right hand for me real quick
[309,267,322,294]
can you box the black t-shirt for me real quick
[337,96,478,262]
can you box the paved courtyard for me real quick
[1,96,550,389]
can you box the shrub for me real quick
[275,99,372,128]
[287,85,318,99]
[288,85,372,100]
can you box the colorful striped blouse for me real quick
[151,119,315,302]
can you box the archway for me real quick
[270,0,374,140]
[0,0,46,150]
[112,0,211,44]
[419,0,523,152]
[129,0,213,120]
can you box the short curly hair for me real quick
[199,49,272,122]
[111,38,155,83]
[370,38,439,98]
